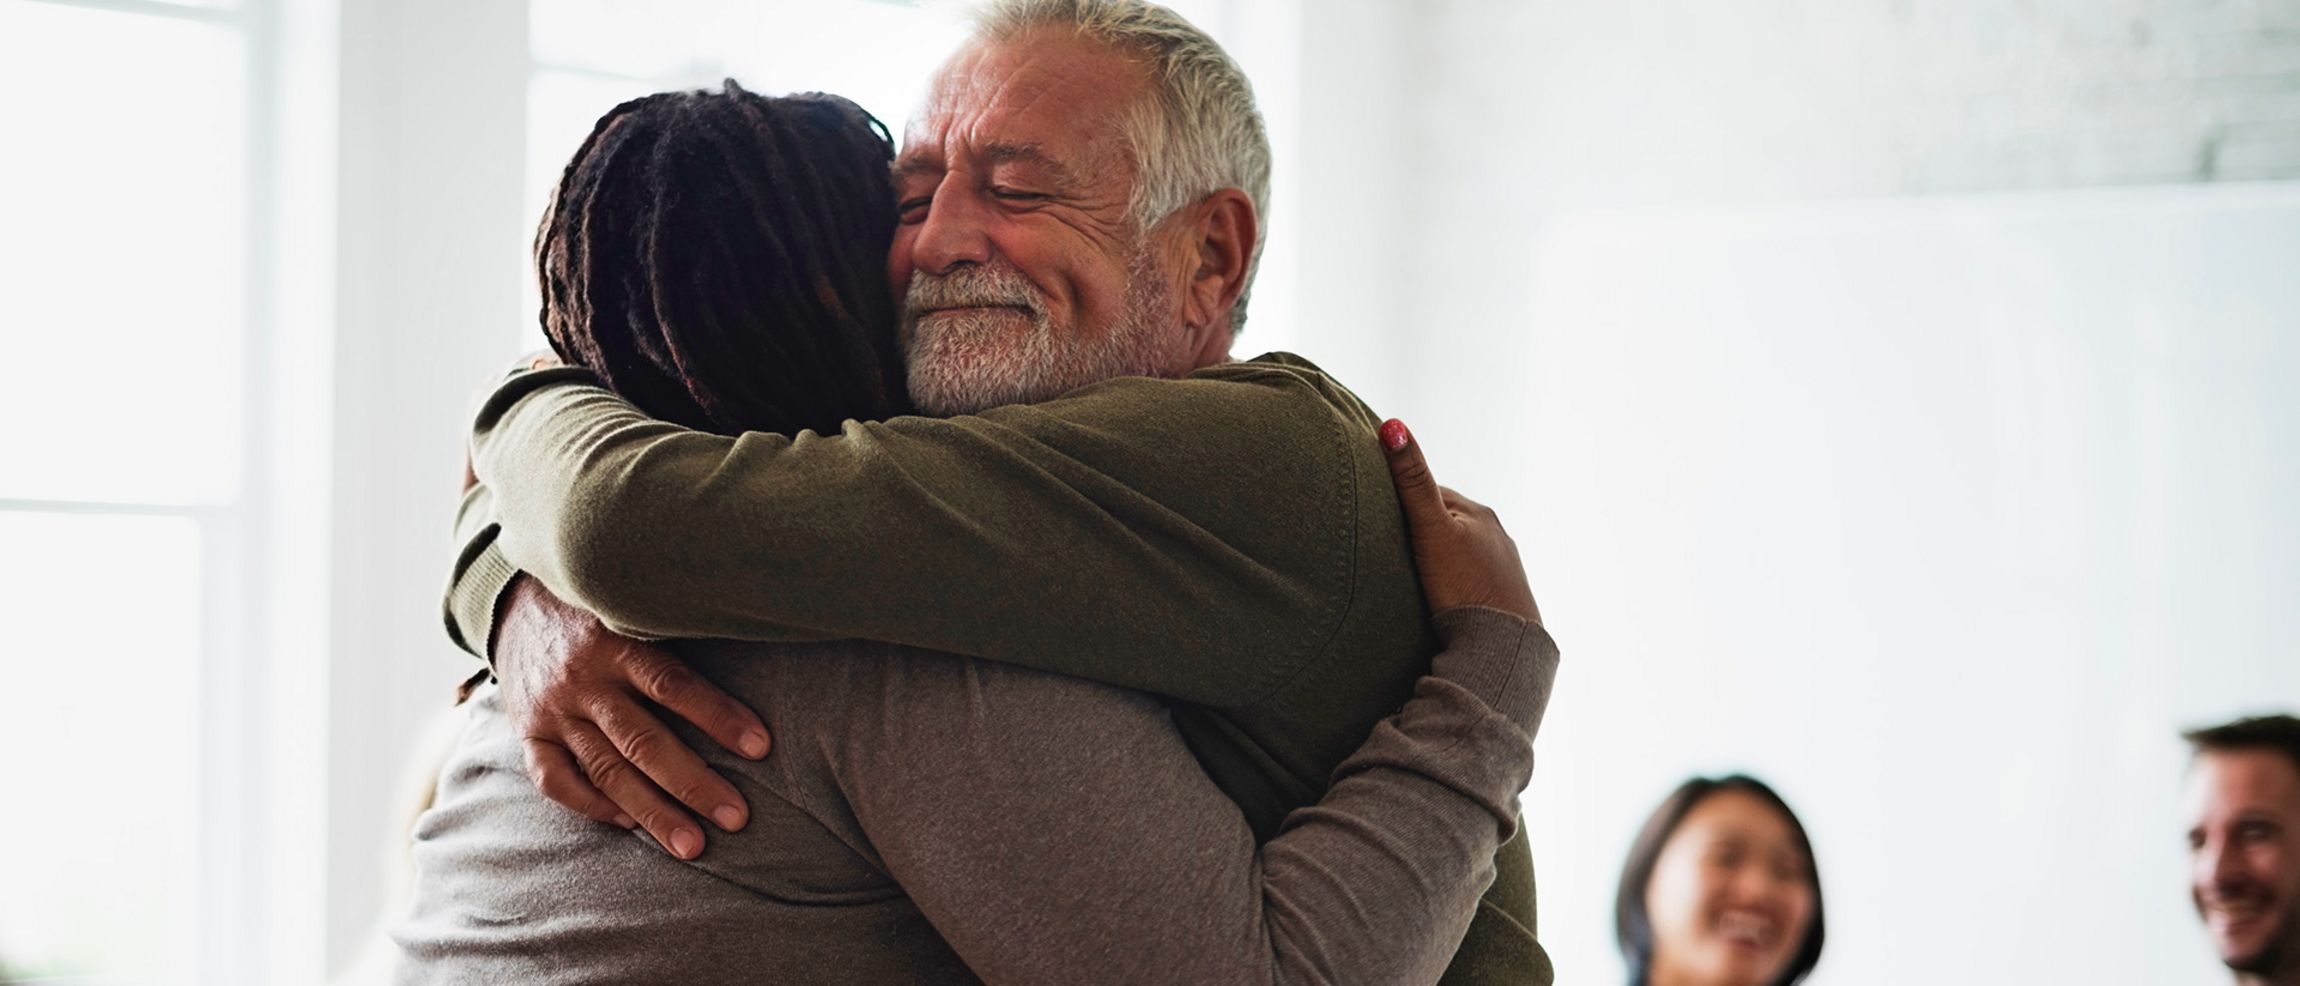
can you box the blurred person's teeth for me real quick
[1719,912,1771,943]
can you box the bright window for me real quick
[0,1,259,981]
[0,2,247,506]
[0,514,205,981]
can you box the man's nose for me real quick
[2195,836,2240,896]
[910,188,994,275]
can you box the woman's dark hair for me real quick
[1614,774,1826,986]
[535,79,912,438]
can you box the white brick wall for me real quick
[1316,0,2300,507]
[1415,0,2300,211]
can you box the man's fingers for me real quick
[522,737,636,829]
[1380,418,1451,534]
[622,645,772,760]
[563,719,709,861]
[589,695,750,835]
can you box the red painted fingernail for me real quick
[1380,419,1410,453]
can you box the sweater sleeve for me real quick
[464,359,1367,707]
[442,482,525,663]
[834,606,1560,986]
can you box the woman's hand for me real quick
[1380,419,1541,625]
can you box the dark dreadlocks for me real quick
[535,80,912,437]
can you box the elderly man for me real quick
[410,1,1552,982]
[2185,715,2300,986]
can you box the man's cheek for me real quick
[887,233,917,299]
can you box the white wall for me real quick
[1459,0,2300,210]
[1515,182,2300,984]
[327,0,532,968]
[1326,0,2300,499]
[1287,3,2300,983]
[1279,0,1419,408]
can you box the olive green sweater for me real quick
[446,353,1552,985]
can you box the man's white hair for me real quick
[968,0,1272,333]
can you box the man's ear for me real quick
[1180,188,1257,356]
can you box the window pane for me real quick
[0,513,203,981]
[0,6,246,505]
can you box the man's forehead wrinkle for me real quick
[891,154,941,184]
[954,61,1062,157]
[951,35,1145,145]
[980,140,1090,189]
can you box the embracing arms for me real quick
[448,357,1418,851]
[456,357,1372,701]
[446,356,1472,855]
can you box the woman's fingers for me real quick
[1381,419,1451,536]
[1380,418,1542,623]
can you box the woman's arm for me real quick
[841,607,1555,986]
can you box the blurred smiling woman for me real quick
[1617,775,1827,986]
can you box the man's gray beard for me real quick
[901,251,1174,416]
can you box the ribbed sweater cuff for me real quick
[1430,606,1562,739]
[450,542,522,669]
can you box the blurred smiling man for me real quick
[2185,714,2300,986]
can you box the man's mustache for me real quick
[2197,879,2277,912]
[904,265,1048,324]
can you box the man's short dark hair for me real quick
[2184,714,2300,776]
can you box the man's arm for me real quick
[463,357,1366,705]
[830,606,1556,986]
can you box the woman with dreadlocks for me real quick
[397,80,1558,983]
[526,83,913,442]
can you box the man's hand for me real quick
[494,574,772,859]
[1380,419,1542,625]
